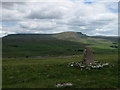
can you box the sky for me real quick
[0,0,119,37]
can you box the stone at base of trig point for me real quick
[82,47,94,65]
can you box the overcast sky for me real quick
[0,0,118,37]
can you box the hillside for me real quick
[53,32,87,41]
[2,32,118,58]
[91,36,118,42]
[3,31,118,42]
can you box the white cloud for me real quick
[0,31,5,34]
[96,29,112,31]
[80,26,86,29]
[1,0,119,2]
[0,26,2,29]
[19,20,57,30]
[1,1,118,36]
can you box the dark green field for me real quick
[2,32,119,88]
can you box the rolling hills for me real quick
[2,31,118,58]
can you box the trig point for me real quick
[82,47,94,65]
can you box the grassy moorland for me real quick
[2,32,119,88]
[2,32,118,58]
[2,39,85,58]
[3,54,118,88]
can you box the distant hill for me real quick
[91,36,118,42]
[3,31,118,42]
[53,32,118,43]
[2,32,118,58]
[53,32,87,40]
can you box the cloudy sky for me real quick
[0,0,119,37]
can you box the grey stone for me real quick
[82,47,94,65]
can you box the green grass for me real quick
[2,39,85,58]
[2,37,118,58]
[3,54,118,88]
